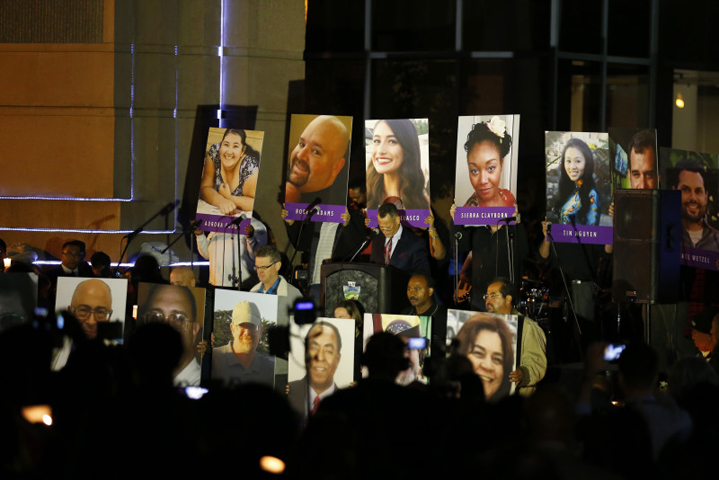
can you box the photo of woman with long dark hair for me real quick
[200,128,261,215]
[554,137,600,226]
[366,119,430,211]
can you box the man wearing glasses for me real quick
[484,277,547,396]
[68,278,114,340]
[139,284,201,387]
[250,245,299,296]
[53,240,93,277]
[250,245,302,324]
[48,242,94,304]
[212,300,274,387]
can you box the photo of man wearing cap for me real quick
[212,300,275,387]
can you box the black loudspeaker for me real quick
[612,189,681,303]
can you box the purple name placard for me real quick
[285,203,345,223]
[549,224,613,245]
[366,208,430,229]
[454,206,516,226]
[196,213,251,234]
[681,247,719,271]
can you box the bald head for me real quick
[170,267,196,287]
[70,279,113,339]
[287,115,349,193]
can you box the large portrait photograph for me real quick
[136,283,207,387]
[211,289,278,388]
[284,114,353,223]
[56,277,128,342]
[195,127,264,233]
[609,128,659,192]
[286,318,355,418]
[365,118,431,229]
[545,131,612,244]
[660,147,719,270]
[447,309,519,402]
[454,115,520,225]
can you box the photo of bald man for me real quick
[284,114,353,223]
[56,277,128,340]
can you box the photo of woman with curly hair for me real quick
[453,115,520,226]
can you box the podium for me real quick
[321,262,411,315]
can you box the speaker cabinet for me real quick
[613,189,681,303]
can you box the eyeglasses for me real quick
[70,305,112,321]
[62,251,84,258]
[142,310,193,331]
[482,293,503,300]
[234,322,259,332]
[255,261,277,272]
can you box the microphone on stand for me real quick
[303,197,322,222]
[228,214,247,227]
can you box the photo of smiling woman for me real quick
[200,128,261,215]
[453,115,520,225]
[555,138,600,226]
[454,312,517,402]
[365,118,431,228]
[195,127,264,235]
[545,131,611,244]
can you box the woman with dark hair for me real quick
[200,128,261,215]
[334,300,365,336]
[366,119,430,211]
[462,116,515,207]
[555,137,600,226]
[455,313,515,401]
[334,299,365,381]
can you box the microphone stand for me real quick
[547,222,583,338]
[288,208,317,266]
[454,231,463,306]
[345,232,373,263]
[115,200,178,275]
[227,215,246,289]
[499,216,518,286]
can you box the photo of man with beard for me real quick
[284,114,352,219]
[671,161,719,252]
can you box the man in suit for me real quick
[49,240,93,279]
[287,320,342,418]
[370,203,430,275]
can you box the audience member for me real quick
[169,266,196,287]
[90,251,113,278]
[617,342,692,458]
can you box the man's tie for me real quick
[312,395,321,415]
[384,237,393,266]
